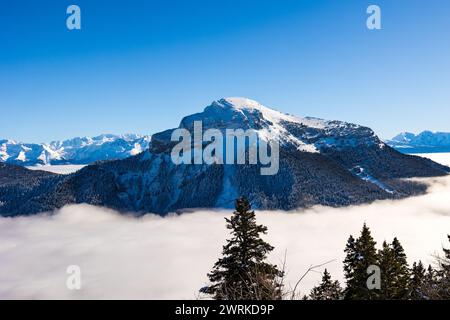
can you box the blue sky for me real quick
[1,0,449,142]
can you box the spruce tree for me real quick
[420,264,439,299]
[343,223,379,299]
[391,237,410,299]
[343,235,357,295]
[309,269,343,300]
[378,241,396,299]
[410,261,426,299]
[425,264,436,282]
[201,197,282,300]
[378,238,409,299]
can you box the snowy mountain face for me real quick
[387,131,450,153]
[0,134,151,166]
[0,98,448,217]
[152,98,382,154]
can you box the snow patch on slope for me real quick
[16,151,26,162]
[222,98,320,153]
[351,166,394,194]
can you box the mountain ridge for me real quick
[386,131,450,153]
[0,134,151,166]
[1,98,448,216]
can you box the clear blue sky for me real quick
[1,0,449,142]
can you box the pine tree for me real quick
[201,197,282,300]
[409,261,426,299]
[309,269,343,300]
[343,223,379,299]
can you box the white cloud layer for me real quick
[0,154,449,299]
[26,164,86,174]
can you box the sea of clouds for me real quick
[26,164,86,175]
[0,154,449,299]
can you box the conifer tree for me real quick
[433,235,450,299]
[309,269,343,300]
[378,238,409,299]
[391,237,410,299]
[410,261,426,300]
[343,235,357,289]
[378,241,396,299]
[425,264,436,287]
[439,235,450,275]
[418,264,439,299]
[343,223,379,299]
[201,197,282,300]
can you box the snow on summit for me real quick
[202,97,373,153]
[1,97,383,166]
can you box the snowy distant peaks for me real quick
[0,134,151,166]
[390,132,416,143]
[387,131,450,153]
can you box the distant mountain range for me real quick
[386,131,450,153]
[0,134,151,166]
[3,129,448,168]
[0,98,448,216]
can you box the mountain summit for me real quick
[152,97,382,154]
[0,98,448,216]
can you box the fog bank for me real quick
[0,154,449,299]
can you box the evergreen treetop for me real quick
[309,269,343,300]
[201,197,282,300]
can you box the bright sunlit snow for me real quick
[26,165,86,175]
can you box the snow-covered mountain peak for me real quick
[391,132,415,143]
[213,98,343,132]
[213,97,305,126]
[0,139,18,145]
[149,98,382,155]
[220,97,263,109]
[3,99,449,217]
